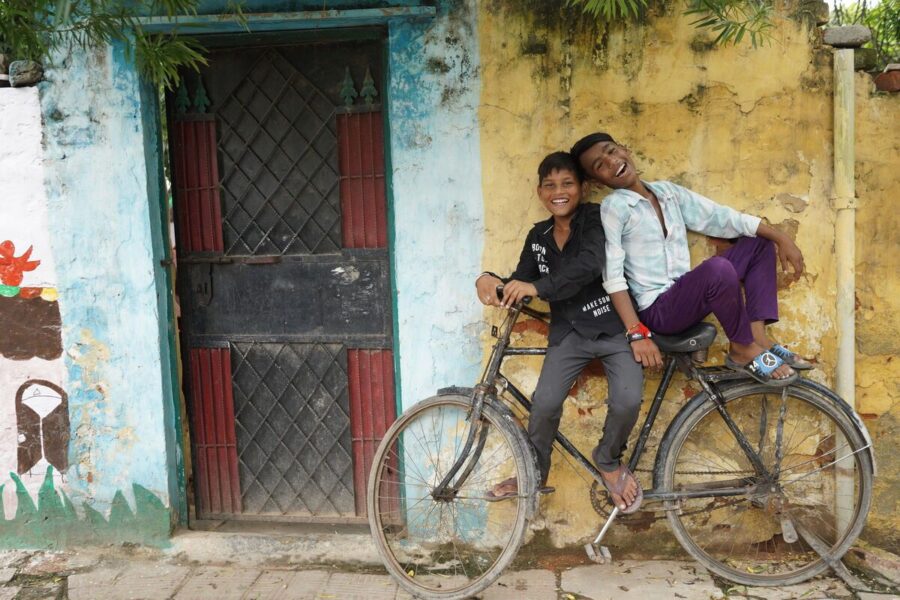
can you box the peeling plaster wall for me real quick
[477,4,898,551]
[854,76,900,552]
[387,0,485,410]
[18,44,176,545]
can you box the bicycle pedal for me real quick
[584,542,612,564]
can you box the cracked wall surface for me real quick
[388,0,486,412]
[854,73,900,552]
[478,3,898,551]
[0,45,177,547]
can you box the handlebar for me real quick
[495,284,550,323]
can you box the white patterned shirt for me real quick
[600,181,762,311]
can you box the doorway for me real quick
[167,37,396,522]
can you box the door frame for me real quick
[151,21,409,525]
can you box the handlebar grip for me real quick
[495,285,531,305]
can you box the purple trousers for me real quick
[639,236,778,345]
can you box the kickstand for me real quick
[584,506,619,564]
[793,521,870,592]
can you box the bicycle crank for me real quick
[589,480,666,523]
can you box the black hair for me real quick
[537,151,583,183]
[569,132,617,165]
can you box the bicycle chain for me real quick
[632,468,756,475]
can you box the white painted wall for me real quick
[0,88,67,517]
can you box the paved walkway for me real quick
[0,548,895,600]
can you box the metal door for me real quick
[169,40,395,521]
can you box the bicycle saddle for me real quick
[652,322,718,353]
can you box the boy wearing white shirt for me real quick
[571,132,811,386]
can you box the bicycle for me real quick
[367,299,876,600]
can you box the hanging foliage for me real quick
[0,0,208,90]
[832,0,900,69]
[569,0,776,47]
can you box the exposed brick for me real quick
[874,70,900,92]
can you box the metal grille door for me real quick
[170,39,394,521]
[232,343,354,515]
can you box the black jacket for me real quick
[502,203,625,346]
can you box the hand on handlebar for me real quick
[475,274,504,306]
[499,280,537,309]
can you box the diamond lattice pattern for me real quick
[217,49,341,255]
[231,342,354,516]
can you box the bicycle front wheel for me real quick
[662,381,873,586]
[367,393,535,600]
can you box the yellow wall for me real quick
[855,75,900,551]
[477,4,899,551]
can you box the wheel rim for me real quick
[667,388,867,582]
[371,400,527,595]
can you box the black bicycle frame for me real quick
[502,356,768,503]
[432,303,770,503]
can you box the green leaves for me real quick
[684,0,774,47]
[568,0,775,48]
[133,33,207,91]
[832,0,900,70]
[0,0,211,89]
[569,0,648,21]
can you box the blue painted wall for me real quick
[13,0,484,545]
[386,0,485,411]
[38,43,177,539]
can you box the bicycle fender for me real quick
[651,378,877,488]
[793,378,877,475]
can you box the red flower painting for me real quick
[0,241,41,287]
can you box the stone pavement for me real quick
[0,528,895,600]
[0,548,896,600]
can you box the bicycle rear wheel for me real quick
[367,393,535,600]
[662,381,873,586]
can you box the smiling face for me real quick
[537,168,582,219]
[578,141,639,190]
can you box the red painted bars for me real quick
[348,349,396,516]
[337,112,387,249]
[189,348,242,515]
[171,118,224,253]
[339,110,395,515]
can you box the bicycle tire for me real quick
[661,381,873,586]
[367,393,536,600]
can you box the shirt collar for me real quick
[613,181,673,207]
[536,203,587,238]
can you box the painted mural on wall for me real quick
[0,241,69,522]
[0,87,72,538]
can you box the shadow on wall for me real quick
[0,467,170,549]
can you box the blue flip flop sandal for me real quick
[770,344,813,370]
[725,350,798,387]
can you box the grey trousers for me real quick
[528,329,644,483]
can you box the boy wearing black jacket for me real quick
[475,152,645,513]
